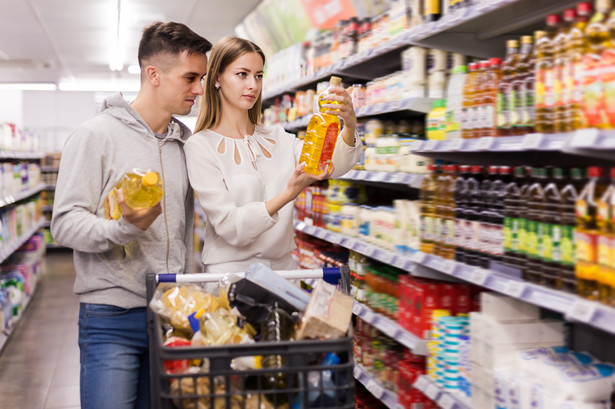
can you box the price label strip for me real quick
[522,133,544,150]
[567,299,598,323]
[425,383,441,400]
[438,393,456,409]
[424,140,440,151]
[413,375,429,391]
[571,128,599,148]
[366,379,385,399]
[411,252,427,264]
[442,259,458,275]
[471,268,489,285]
[448,138,466,151]
[505,280,526,298]
[476,136,495,150]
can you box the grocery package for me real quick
[104,168,163,220]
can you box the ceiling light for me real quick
[109,0,124,71]
[58,80,139,92]
[127,65,141,75]
[0,83,57,91]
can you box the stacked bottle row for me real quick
[419,163,615,307]
[430,0,615,140]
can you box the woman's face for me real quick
[217,51,264,112]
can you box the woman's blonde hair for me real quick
[195,36,266,133]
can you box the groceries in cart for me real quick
[148,263,355,409]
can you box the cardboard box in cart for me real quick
[145,271,355,409]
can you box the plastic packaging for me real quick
[104,168,163,220]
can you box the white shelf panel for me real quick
[413,375,472,409]
[0,184,46,208]
[353,363,399,409]
[339,170,424,189]
[0,151,44,160]
[0,219,45,263]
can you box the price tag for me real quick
[315,229,326,239]
[438,394,456,409]
[395,257,409,270]
[442,259,457,275]
[328,234,341,244]
[410,140,425,151]
[568,299,598,323]
[390,99,403,111]
[356,171,367,180]
[522,133,544,150]
[353,366,362,379]
[367,380,384,398]
[389,173,405,184]
[363,309,375,323]
[425,383,440,400]
[412,252,427,264]
[371,172,387,182]
[471,268,489,285]
[295,221,306,231]
[380,252,394,265]
[476,136,495,150]
[379,318,401,339]
[352,302,363,316]
[571,128,600,148]
[424,140,439,150]
[448,138,465,151]
[365,246,376,257]
[505,281,526,298]
[413,375,429,391]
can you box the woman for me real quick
[184,36,362,274]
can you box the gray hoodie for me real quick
[51,93,194,308]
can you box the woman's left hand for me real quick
[322,85,357,132]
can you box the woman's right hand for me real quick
[286,162,333,198]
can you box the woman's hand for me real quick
[321,85,357,133]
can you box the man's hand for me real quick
[117,189,162,230]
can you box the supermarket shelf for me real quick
[413,375,472,409]
[45,243,68,249]
[40,166,59,172]
[0,151,44,160]
[339,170,424,189]
[353,363,399,409]
[353,302,427,355]
[410,133,569,154]
[43,184,56,191]
[0,184,45,208]
[42,205,53,212]
[0,283,39,354]
[410,251,615,335]
[281,97,434,131]
[0,219,45,263]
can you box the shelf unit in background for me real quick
[39,153,64,249]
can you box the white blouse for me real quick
[184,125,362,273]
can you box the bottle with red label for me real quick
[575,166,607,300]
[582,0,612,129]
[535,14,561,134]
[479,58,502,138]
[553,8,577,133]
[566,2,593,131]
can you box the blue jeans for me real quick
[79,303,150,409]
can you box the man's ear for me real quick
[145,65,160,86]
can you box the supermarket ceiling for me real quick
[0,0,261,88]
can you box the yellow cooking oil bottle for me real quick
[596,167,615,304]
[104,169,163,220]
[299,76,343,175]
[575,166,606,300]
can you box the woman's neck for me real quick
[211,107,254,139]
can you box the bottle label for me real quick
[553,64,565,108]
[445,219,455,246]
[455,218,466,248]
[518,218,527,254]
[318,122,339,172]
[433,216,442,243]
[598,201,610,222]
[497,90,509,129]
[572,60,584,104]
[575,230,598,263]
[422,216,434,241]
[576,199,588,218]
[503,217,514,251]
[560,225,575,266]
[603,49,615,126]
[483,105,495,130]
[536,68,554,108]
[541,223,560,262]
[526,219,538,257]
[598,235,612,267]
[510,88,520,127]
[582,53,603,127]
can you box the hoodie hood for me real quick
[101,92,192,144]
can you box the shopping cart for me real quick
[146,267,355,409]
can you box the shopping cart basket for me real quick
[146,267,355,409]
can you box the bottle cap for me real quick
[534,30,547,40]
[611,167,615,180]
[499,166,512,175]
[564,8,577,21]
[546,14,561,26]
[587,166,603,178]
[521,35,533,44]
[470,165,483,173]
[489,57,502,66]
[577,2,593,14]
[553,167,565,178]
[329,76,342,86]
[514,166,525,177]
[506,40,519,48]
[143,172,159,187]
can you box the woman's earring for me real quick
[215,82,220,90]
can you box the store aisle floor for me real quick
[0,250,80,409]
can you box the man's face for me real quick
[157,50,208,116]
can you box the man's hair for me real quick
[138,21,212,68]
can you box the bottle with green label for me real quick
[517,167,534,276]
[503,166,525,269]
[541,168,564,288]
[524,168,547,283]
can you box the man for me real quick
[51,21,211,409]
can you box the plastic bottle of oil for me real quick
[575,166,607,300]
[517,167,534,276]
[566,3,594,131]
[480,58,502,138]
[440,165,459,260]
[582,0,612,129]
[497,40,520,137]
[461,62,479,139]
[420,164,440,254]
[104,169,163,220]
[518,32,542,135]
[472,61,490,139]
[433,165,448,256]
[299,76,342,175]
[553,8,577,133]
[541,168,564,288]
[558,168,585,292]
[601,5,615,126]
[512,36,534,135]
[596,167,615,304]
[503,166,525,269]
[525,168,547,284]
[454,165,471,263]
[535,14,561,134]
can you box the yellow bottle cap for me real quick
[507,40,519,47]
[330,76,342,86]
[143,172,159,187]
[534,30,547,40]
[521,35,533,44]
